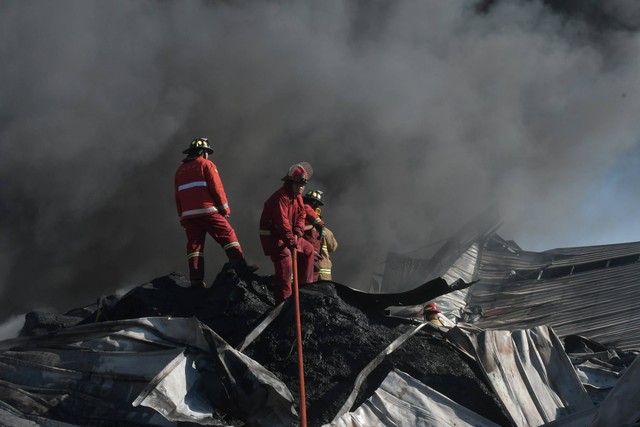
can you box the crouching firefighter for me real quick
[259,162,315,304]
[174,137,257,288]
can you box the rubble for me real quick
[16,267,510,426]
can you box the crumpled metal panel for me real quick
[325,369,500,427]
[0,317,296,426]
[446,325,592,427]
[536,354,640,427]
[589,354,640,427]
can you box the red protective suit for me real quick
[175,156,243,281]
[259,184,314,304]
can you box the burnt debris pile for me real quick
[18,267,510,427]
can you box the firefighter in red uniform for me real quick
[175,138,257,288]
[259,162,315,304]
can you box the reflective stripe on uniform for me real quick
[181,207,218,217]
[319,268,331,274]
[178,181,207,191]
[219,203,229,210]
[259,229,271,235]
[223,242,240,250]
[313,217,322,225]
[188,251,203,259]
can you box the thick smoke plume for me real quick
[1,0,640,320]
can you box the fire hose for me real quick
[292,248,308,427]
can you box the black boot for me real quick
[227,259,259,273]
[190,280,207,288]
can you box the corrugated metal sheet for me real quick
[378,222,640,352]
[446,325,592,427]
[434,242,481,319]
[468,239,640,350]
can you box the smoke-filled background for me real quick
[1,0,640,322]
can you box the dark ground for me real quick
[23,267,511,427]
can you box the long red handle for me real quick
[292,248,307,427]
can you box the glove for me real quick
[288,235,298,250]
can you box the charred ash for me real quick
[16,266,511,426]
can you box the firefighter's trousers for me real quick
[182,214,243,281]
[271,239,314,304]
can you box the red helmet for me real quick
[424,303,440,313]
[281,162,313,183]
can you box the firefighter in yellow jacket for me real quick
[302,190,338,281]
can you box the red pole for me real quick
[292,248,307,427]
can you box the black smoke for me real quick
[2,0,640,320]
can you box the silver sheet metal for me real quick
[0,316,296,426]
[398,233,640,350]
[469,250,640,350]
[326,369,501,427]
[541,353,640,427]
[447,325,592,427]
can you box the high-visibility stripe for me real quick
[259,229,271,235]
[187,251,203,259]
[223,242,240,250]
[219,203,229,210]
[319,268,332,274]
[178,181,207,191]
[181,207,218,217]
[313,217,322,225]
[321,243,328,251]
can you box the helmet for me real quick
[303,189,324,206]
[182,137,213,154]
[281,162,313,183]
[424,303,440,313]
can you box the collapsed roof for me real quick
[1,218,639,426]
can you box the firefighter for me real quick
[424,303,443,327]
[259,162,315,304]
[175,137,257,288]
[302,190,324,282]
[302,190,338,281]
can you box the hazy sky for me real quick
[1,0,640,320]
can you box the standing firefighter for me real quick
[175,137,257,288]
[259,162,315,304]
[303,190,338,281]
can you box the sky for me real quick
[1,0,640,321]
